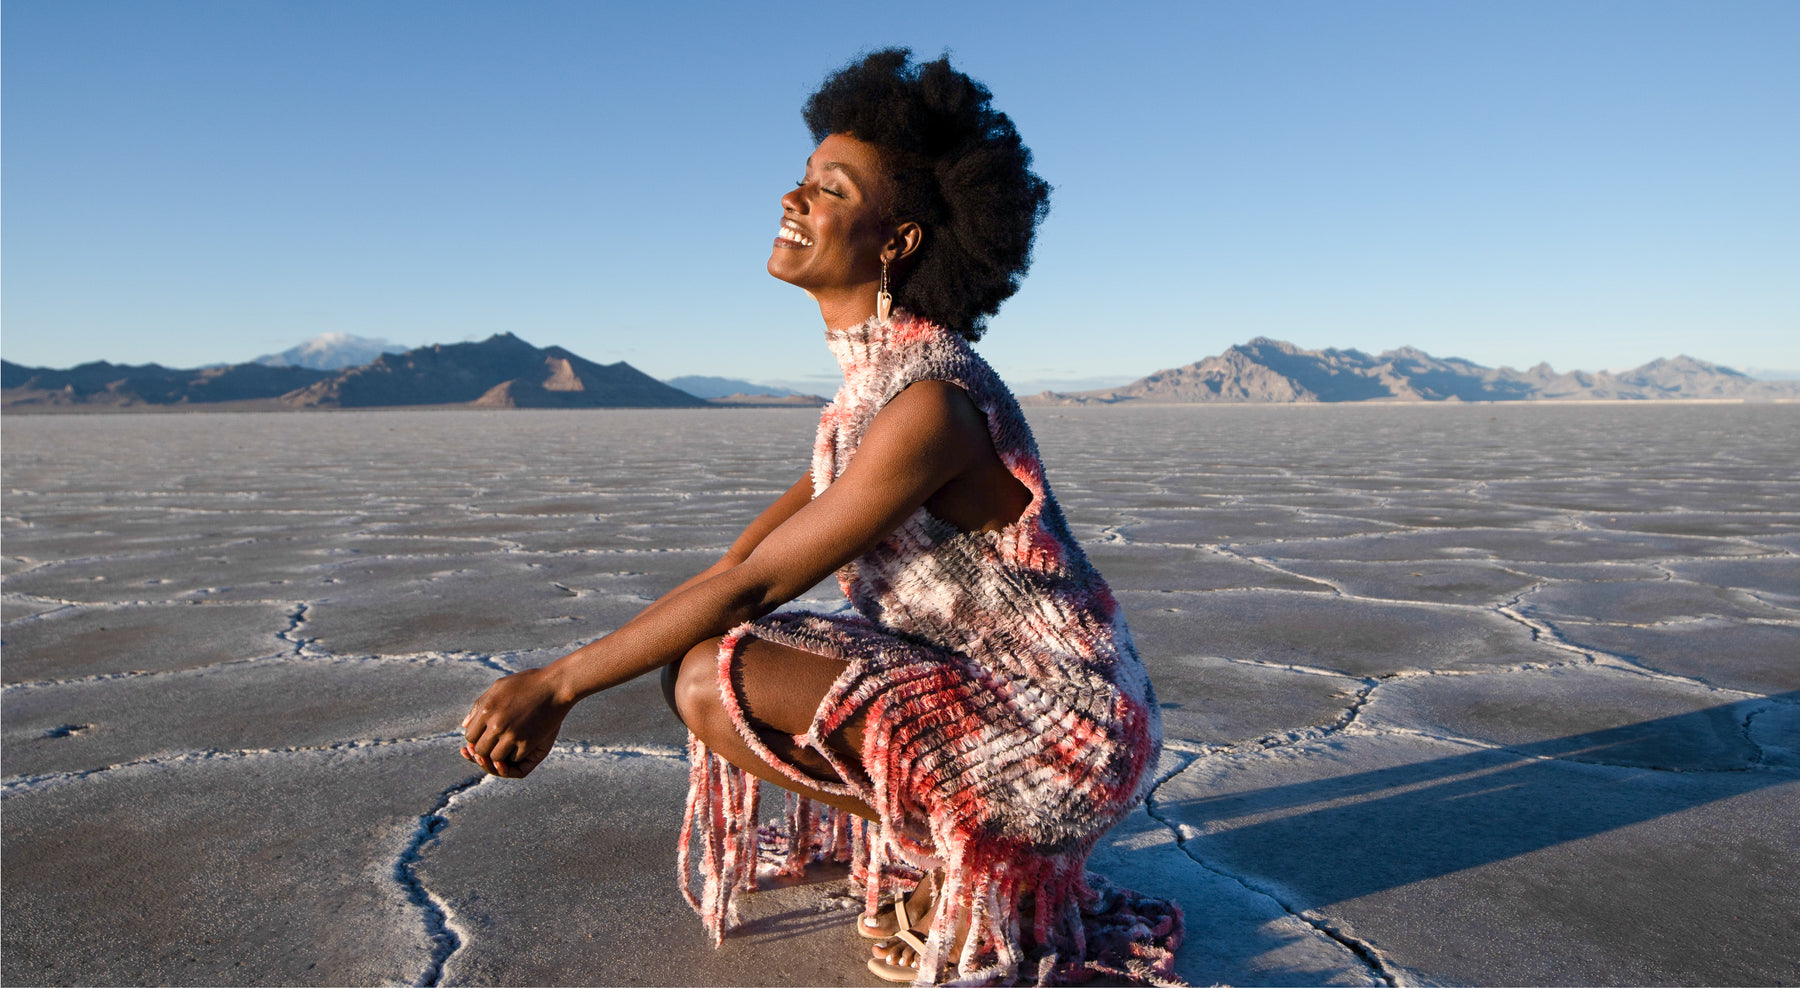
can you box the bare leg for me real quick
[667,635,876,821]
[668,634,962,978]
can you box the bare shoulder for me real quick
[870,379,988,445]
[852,380,993,494]
[873,380,1027,533]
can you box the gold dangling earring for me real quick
[876,258,892,322]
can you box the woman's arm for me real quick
[461,381,992,777]
[659,471,814,600]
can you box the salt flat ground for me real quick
[3,403,1797,988]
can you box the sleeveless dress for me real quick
[679,313,1183,986]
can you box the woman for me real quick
[461,49,1181,985]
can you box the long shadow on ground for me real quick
[1160,691,1799,910]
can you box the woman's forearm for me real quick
[458,565,772,778]
[540,565,774,705]
[532,474,816,706]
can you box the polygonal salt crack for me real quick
[394,774,486,987]
[0,733,463,797]
[278,601,313,655]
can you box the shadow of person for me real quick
[1157,690,1799,911]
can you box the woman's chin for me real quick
[766,258,816,300]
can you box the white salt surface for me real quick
[4,403,1798,986]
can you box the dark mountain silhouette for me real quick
[0,360,333,408]
[1026,339,1800,405]
[282,333,704,408]
[2,334,706,410]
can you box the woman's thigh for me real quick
[667,633,871,817]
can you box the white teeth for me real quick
[777,225,813,246]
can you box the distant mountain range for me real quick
[1,361,337,407]
[1023,338,1800,405]
[6,334,1794,412]
[663,375,810,400]
[2,334,706,410]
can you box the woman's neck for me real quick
[809,283,882,333]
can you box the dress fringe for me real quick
[679,740,1184,986]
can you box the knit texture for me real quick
[680,313,1182,985]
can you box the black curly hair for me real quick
[803,49,1051,341]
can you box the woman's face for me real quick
[768,133,895,301]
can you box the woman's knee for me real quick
[666,637,726,730]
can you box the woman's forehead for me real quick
[810,133,882,175]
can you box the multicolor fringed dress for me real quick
[680,313,1182,986]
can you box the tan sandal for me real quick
[856,876,933,939]
[866,896,931,983]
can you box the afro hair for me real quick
[803,49,1051,341]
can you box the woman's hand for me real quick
[460,667,572,778]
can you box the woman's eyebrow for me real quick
[822,161,861,184]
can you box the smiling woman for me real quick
[460,48,1181,986]
[767,133,911,331]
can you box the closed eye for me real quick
[796,176,848,199]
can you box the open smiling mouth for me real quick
[776,221,813,248]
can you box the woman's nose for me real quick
[780,183,805,213]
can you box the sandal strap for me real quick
[892,926,928,955]
[891,896,930,954]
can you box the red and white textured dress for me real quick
[680,313,1182,986]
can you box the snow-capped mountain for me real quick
[254,333,408,370]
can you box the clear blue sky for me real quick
[5,0,1797,391]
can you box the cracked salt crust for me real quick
[4,403,1798,986]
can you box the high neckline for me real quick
[824,314,900,377]
[824,312,952,393]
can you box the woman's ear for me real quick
[883,222,924,265]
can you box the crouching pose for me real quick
[462,48,1182,985]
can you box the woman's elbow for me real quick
[717,560,810,618]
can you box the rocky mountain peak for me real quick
[1024,340,1798,405]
